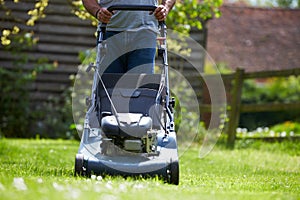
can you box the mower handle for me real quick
[107,4,157,13]
[99,4,165,39]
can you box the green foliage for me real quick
[275,0,295,7]
[29,87,78,140]
[271,121,300,135]
[239,76,300,130]
[0,67,30,137]
[229,0,299,8]
[167,0,223,34]
[204,62,234,74]
[242,76,300,104]
[0,30,37,137]
[264,0,299,8]
[0,30,54,138]
[171,73,200,141]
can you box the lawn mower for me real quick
[74,4,179,185]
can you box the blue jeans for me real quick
[102,30,156,74]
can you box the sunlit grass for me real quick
[0,139,299,200]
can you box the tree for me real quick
[275,0,297,7]
[167,0,223,34]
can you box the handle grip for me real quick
[107,4,157,12]
[100,4,165,35]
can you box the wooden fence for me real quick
[195,68,300,148]
[0,0,95,102]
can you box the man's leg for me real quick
[126,29,157,74]
[127,48,156,74]
[102,31,126,74]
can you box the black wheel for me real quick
[168,159,179,185]
[74,154,84,176]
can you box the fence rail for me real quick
[197,68,300,148]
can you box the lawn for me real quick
[0,138,299,200]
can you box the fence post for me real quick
[227,68,244,149]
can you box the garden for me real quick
[1,1,299,199]
[0,138,299,200]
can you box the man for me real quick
[82,0,175,73]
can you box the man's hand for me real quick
[153,5,169,21]
[96,7,113,23]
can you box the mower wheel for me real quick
[168,159,179,185]
[74,154,84,176]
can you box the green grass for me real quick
[0,138,299,200]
